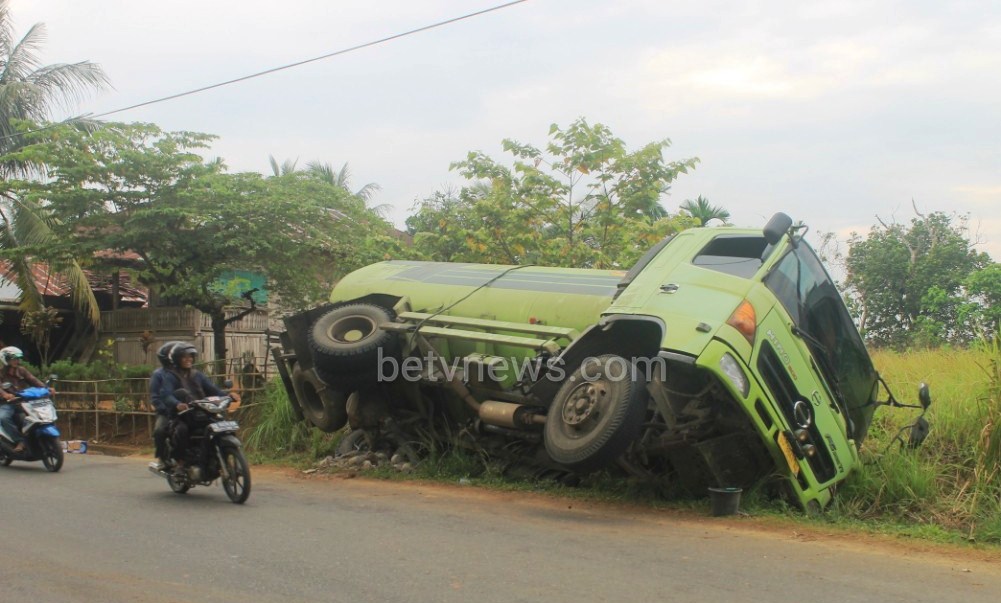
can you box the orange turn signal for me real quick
[726,300,757,346]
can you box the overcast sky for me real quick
[11,0,1001,260]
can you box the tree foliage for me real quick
[3,122,405,361]
[679,195,730,226]
[844,210,993,347]
[0,0,109,333]
[407,119,701,268]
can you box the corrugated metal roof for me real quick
[0,260,148,305]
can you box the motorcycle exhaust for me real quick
[478,401,546,429]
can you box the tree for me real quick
[0,1,109,158]
[844,209,992,347]
[304,161,378,201]
[0,1,109,335]
[268,155,299,177]
[680,195,730,226]
[408,118,699,269]
[6,122,404,362]
[963,263,1001,339]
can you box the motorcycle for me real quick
[148,390,252,504]
[0,380,64,472]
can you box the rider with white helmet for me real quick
[0,347,49,453]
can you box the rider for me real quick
[157,342,223,475]
[0,347,52,454]
[149,341,184,471]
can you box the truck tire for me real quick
[308,303,399,377]
[291,365,348,432]
[544,354,648,473]
[284,362,305,422]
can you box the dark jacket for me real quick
[157,368,223,415]
[149,368,169,415]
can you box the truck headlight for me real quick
[719,353,750,398]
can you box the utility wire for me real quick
[1,0,530,142]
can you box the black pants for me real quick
[170,416,191,462]
[153,415,169,461]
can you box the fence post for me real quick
[93,381,100,443]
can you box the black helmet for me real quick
[156,341,185,367]
[168,342,198,369]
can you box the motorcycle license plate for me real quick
[209,421,240,433]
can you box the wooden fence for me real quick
[101,306,279,369]
[51,357,275,444]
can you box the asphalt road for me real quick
[3,453,999,603]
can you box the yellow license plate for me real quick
[776,432,801,476]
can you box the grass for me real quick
[830,343,1001,543]
[244,341,1001,546]
[243,379,344,464]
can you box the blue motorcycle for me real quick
[0,383,63,472]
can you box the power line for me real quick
[2,0,530,142]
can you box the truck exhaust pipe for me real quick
[478,401,546,429]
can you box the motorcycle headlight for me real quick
[719,353,750,398]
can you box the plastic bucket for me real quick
[708,487,742,516]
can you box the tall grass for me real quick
[243,379,346,461]
[834,342,1001,542]
[244,379,313,456]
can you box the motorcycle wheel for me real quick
[41,436,64,472]
[220,445,251,504]
[0,453,11,467]
[167,472,190,494]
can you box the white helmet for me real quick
[0,346,24,367]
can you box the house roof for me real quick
[0,260,148,305]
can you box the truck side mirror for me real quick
[763,213,793,245]
[918,383,931,410]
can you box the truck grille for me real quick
[757,342,837,483]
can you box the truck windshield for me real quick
[763,243,878,441]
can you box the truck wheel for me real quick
[284,363,305,422]
[291,365,348,433]
[544,354,647,473]
[309,303,399,376]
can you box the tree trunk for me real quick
[210,311,228,376]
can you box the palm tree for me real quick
[680,196,731,226]
[267,155,299,177]
[0,1,109,159]
[305,160,390,216]
[0,1,109,330]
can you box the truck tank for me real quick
[330,261,625,336]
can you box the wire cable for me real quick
[1,0,530,142]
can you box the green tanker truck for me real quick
[273,213,930,510]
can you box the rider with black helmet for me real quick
[149,341,184,470]
[155,342,224,475]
